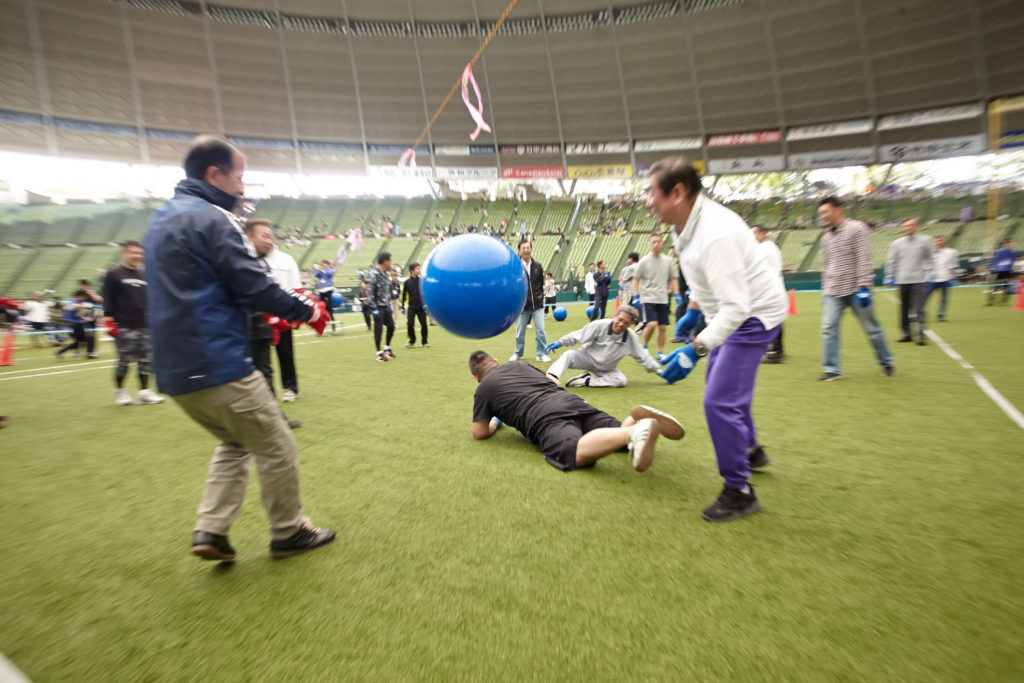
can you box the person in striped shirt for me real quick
[818,197,894,381]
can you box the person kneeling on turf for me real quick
[469,350,683,472]
[543,305,660,388]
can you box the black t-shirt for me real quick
[402,276,423,308]
[473,362,569,442]
[102,265,148,329]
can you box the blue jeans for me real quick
[926,280,953,318]
[821,294,893,373]
[514,307,548,358]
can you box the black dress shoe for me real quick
[191,531,236,561]
[270,519,336,559]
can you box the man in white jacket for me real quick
[543,305,659,387]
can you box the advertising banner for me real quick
[566,164,634,179]
[634,137,703,151]
[367,165,435,178]
[565,141,631,155]
[498,143,562,156]
[788,147,876,169]
[877,103,983,131]
[501,166,564,179]
[707,129,782,147]
[786,119,873,141]
[879,135,986,162]
[707,156,785,174]
[298,140,364,153]
[434,166,500,179]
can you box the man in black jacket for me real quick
[510,239,550,363]
[402,262,428,348]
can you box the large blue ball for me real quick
[552,306,567,321]
[331,292,344,307]
[422,234,527,339]
[586,305,594,318]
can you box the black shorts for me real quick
[530,395,621,471]
[993,271,1014,282]
[642,302,670,326]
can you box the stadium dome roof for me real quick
[1,0,1022,174]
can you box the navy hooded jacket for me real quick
[144,179,313,396]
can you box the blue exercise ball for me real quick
[422,234,527,339]
[331,292,344,307]
[586,305,594,318]
[552,306,567,321]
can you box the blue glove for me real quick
[544,341,562,354]
[674,308,701,340]
[658,344,700,385]
[371,308,380,318]
[630,295,640,308]
[400,306,406,315]
[490,417,502,428]
[673,293,683,307]
[884,276,894,286]
[854,287,872,308]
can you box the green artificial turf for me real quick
[1,289,1022,681]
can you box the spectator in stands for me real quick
[510,239,550,363]
[631,234,682,360]
[752,225,786,363]
[146,135,333,561]
[818,196,894,380]
[469,350,682,472]
[885,218,934,345]
[926,235,958,321]
[368,252,397,362]
[590,261,612,320]
[986,238,1018,305]
[313,260,337,335]
[543,272,557,316]
[102,240,164,406]
[544,305,659,387]
[584,264,597,306]
[19,292,51,348]
[402,262,428,348]
[263,234,303,403]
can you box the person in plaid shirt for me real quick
[817,196,894,381]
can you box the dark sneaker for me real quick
[702,485,761,522]
[749,446,771,469]
[191,531,236,561]
[375,351,388,362]
[630,405,685,440]
[880,365,895,377]
[287,419,302,429]
[565,372,592,387]
[917,337,927,346]
[896,335,912,343]
[818,372,843,381]
[383,347,396,359]
[270,519,336,559]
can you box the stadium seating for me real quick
[397,198,433,236]
[541,200,574,235]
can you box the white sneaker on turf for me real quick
[136,389,165,405]
[281,389,296,403]
[627,418,659,472]
[537,354,552,363]
[508,353,521,362]
[114,388,133,406]
[629,405,685,440]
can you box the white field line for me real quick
[0,364,115,381]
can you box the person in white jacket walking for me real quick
[543,305,660,387]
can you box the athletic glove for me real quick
[544,341,562,354]
[630,295,641,308]
[263,314,292,345]
[673,308,701,341]
[400,306,406,315]
[305,300,329,336]
[371,308,380,318]
[854,287,872,308]
[658,344,700,385]
[490,417,502,429]
[673,293,683,308]
[104,319,120,339]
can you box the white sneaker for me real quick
[536,354,552,363]
[627,418,659,472]
[508,353,521,362]
[136,389,165,405]
[114,388,133,406]
[281,389,296,403]
[630,405,685,440]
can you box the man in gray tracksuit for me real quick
[885,218,934,345]
[543,305,660,387]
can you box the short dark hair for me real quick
[518,239,530,249]
[183,135,238,180]
[378,251,391,265]
[649,156,703,198]
[627,252,640,262]
[243,219,272,235]
[73,289,88,298]
[819,196,844,208]
[409,262,420,272]
[78,279,90,286]
[469,350,494,376]
[121,240,142,250]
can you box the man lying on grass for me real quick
[469,350,684,472]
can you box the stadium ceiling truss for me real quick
[0,0,1022,177]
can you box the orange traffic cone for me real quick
[1013,279,1024,311]
[787,289,798,316]
[0,329,15,366]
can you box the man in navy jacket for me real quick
[145,135,334,562]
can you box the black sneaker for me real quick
[818,371,842,381]
[191,531,236,561]
[270,519,336,559]
[917,337,926,346]
[702,485,761,522]
[880,365,895,377]
[748,446,771,469]
[383,347,396,359]
[896,335,912,343]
